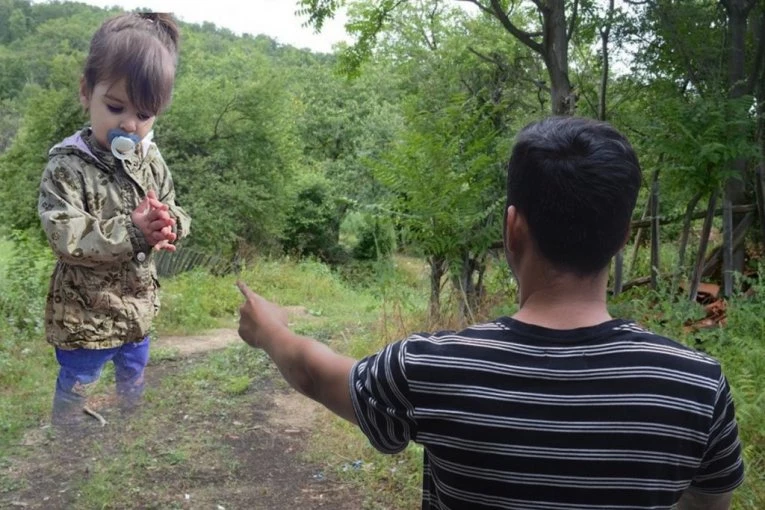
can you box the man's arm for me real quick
[237,281,357,424]
[676,487,732,510]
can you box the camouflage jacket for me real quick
[38,128,191,349]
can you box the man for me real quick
[238,116,744,509]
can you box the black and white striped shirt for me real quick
[349,318,744,509]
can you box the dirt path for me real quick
[1,321,361,510]
[155,304,313,356]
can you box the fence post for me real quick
[650,178,660,290]
[722,195,734,297]
[755,165,765,251]
[690,190,718,302]
[672,191,703,295]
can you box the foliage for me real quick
[1,1,765,505]
[0,85,85,232]
[0,230,53,340]
[280,171,348,263]
[158,37,299,257]
[350,213,396,260]
[0,232,55,448]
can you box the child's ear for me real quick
[79,77,91,110]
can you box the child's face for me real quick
[80,77,156,151]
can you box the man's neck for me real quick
[512,271,612,330]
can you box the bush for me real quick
[281,172,347,264]
[350,214,396,261]
[0,230,53,341]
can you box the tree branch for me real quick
[460,0,544,54]
[210,94,238,142]
[567,0,580,43]
[654,4,704,93]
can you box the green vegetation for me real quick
[1,0,765,508]
[1,235,764,507]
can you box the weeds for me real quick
[1,233,763,509]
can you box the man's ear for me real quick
[504,205,522,257]
[79,77,91,110]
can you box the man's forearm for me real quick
[260,326,357,424]
[261,327,315,397]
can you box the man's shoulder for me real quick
[402,319,509,346]
[402,318,722,373]
[606,320,722,365]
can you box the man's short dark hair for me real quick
[506,116,642,275]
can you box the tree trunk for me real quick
[629,198,652,275]
[598,0,615,122]
[484,0,575,115]
[756,12,765,248]
[599,0,619,293]
[428,255,446,322]
[453,253,486,326]
[544,0,575,115]
[723,0,755,276]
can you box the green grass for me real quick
[1,232,764,509]
[0,234,57,456]
[0,238,12,267]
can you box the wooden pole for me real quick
[755,165,765,248]
[690,190,719,301]
[650,177,660,290]
[672,191,703,294]
[629,198,651,276]
[722,195,734,297]
[702,213,755,277]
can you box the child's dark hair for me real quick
[506,116,642,275]
[83,12,180,115]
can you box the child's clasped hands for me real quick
[131,189,177,252]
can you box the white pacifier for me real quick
[107,129,141,160]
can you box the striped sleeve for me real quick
[691,374,745,493]
[349,338,417,454]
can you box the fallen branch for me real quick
[618,276,651,292]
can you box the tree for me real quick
[0,85,85,233]
[160,36,299,257]
[364,3,529,320]
[626,0,765,293]
[299,0,588,114]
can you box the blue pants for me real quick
[52,337,150,423]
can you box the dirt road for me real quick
[1,327,361,509]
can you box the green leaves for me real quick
[0,85,85,232]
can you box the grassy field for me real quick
[1,235,763,508]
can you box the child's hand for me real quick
[153,226,177,252]
[131,190,177,251]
